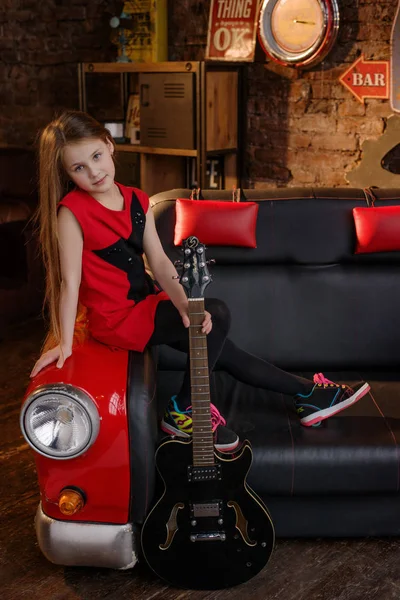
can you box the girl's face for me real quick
[62,138,116,196]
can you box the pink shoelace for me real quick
[210,403,226,431]
[313,372,352,394]
[186,403,226,432]
[313,372,336,385]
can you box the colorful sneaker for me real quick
[294,374,370,427]
[161,396,239,452]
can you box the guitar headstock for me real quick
[177,237,212,299]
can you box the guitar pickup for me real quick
[191,502,221,517]
[187,464,222,482]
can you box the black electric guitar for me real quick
[141,237,275,590]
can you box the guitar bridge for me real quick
[187,464,222,482]
[190,532,226,543]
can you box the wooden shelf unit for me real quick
[82,62,200,74]
[78,61,244,196]
[115,144,197,157]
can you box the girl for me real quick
[30,110,370,452]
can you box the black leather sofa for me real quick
[138,187,400,539]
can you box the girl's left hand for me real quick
[179,308,212,334]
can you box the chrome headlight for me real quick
[20,384,100,460]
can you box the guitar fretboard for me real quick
[188,298,215,467]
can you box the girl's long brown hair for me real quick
[37,110,115,352]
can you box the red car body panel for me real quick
[24,338,131,524]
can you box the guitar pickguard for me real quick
[159,502,184,551]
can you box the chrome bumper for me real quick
[35,503,139,569]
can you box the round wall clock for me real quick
[258,0,340,68]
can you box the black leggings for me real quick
[148,299,313,408]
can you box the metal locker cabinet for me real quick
[139,72,195,149]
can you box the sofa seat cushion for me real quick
[156,369,400,497]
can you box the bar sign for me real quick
[339,55,389,103]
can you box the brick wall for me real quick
[168,0,396,188]
[0,0,119,147]
[1,0,397,187]
[246,1,396,188]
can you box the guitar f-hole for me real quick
[227,500,257,546]
[159,502,185,551]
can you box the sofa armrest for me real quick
[127,347,159,524]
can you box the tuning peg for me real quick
[207,259,216,265]
[174,260,183,267]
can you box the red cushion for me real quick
[174,199,259,247]
[353,205,400,253]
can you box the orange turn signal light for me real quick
[58,488,85,516]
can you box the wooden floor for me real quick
[2,318,400,600]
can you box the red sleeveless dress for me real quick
[58,183,169,351]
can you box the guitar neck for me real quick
[188,298,215,466]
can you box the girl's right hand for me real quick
[30,345,72,378]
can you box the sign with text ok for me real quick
[339,55,390,103]
[206,0,260,61]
